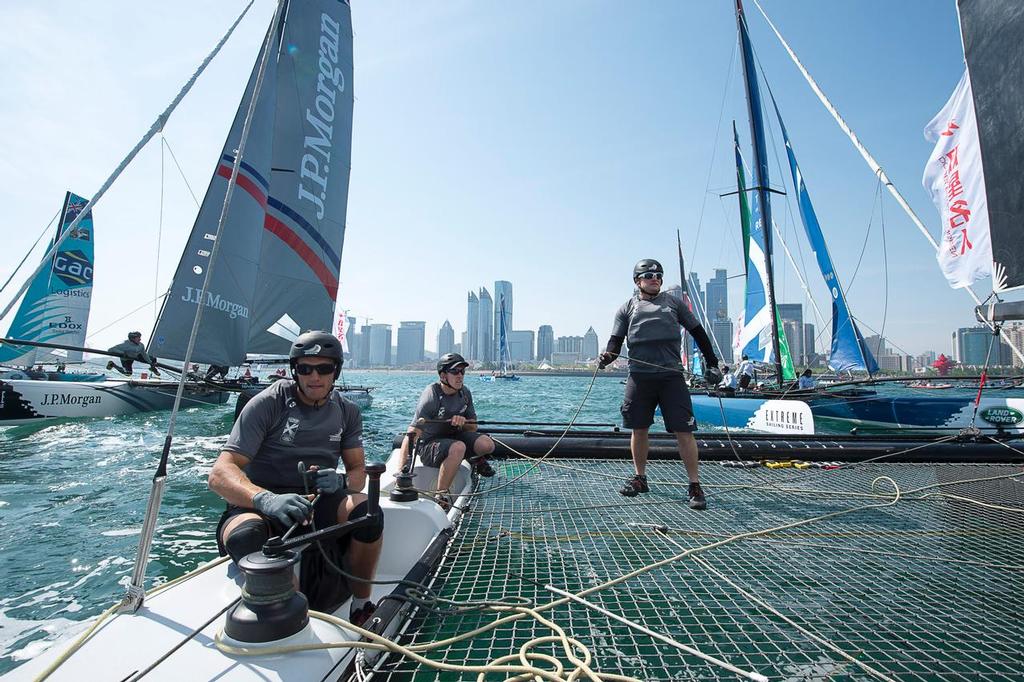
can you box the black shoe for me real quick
[350,601,377,628]
[619,474,649,497]
[106,361,115,370]
[474,458,496,478]
[688,482,707,510]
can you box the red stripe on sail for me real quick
[217,164,269,209]
[263,213,339,301]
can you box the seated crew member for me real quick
[208,330,383,626]
[205,364,229,381]
[400,353,496,510]
[798,368,816,390]
[720,365,738,393]
[106,331,160,377]
[598,258,722,510]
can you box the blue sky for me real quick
[0,0,1006,358]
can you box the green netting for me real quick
[372,460,1024,681]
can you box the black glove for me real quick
[253,491,312,526]
[704,366,724,386]
[598,352,617,370]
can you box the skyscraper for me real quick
[706,269,728,321]
[358,324,371,367]
[368,324,392,366]
[493,281,513,360]
[777,303,804,365]
[437,320,455,357]
[582,327,599,360]
[477,287,493,365]
[537,325,554,362]
[803,323,816,365]
[466,291,479,361]
[396,321,426,366]
[508,330,534,362]
[712,319,734,364]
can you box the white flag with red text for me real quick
[335,310,349,354]
[922,70,991,289]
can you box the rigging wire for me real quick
[155,135,166,326]
[0,209,60,298]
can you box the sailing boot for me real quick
[619,474,649,497]
[688,481,707,510]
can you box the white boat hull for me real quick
[5,450,469,680]
[0,379,230,426]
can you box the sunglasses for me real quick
[445,368,466,375]
[295,362,336,376]
[637,272,663,281]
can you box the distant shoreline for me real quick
[348,368,628,378]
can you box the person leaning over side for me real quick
[599,258,722,510]
[400,353,496,510]
[208,331,383,626]
[107,331,160,377]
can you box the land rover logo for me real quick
[979,406,1024,426]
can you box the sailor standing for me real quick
[737,355,756,390]
[599,259,722,509]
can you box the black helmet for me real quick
[289,330,343,377]
[633,259,664,279]
[437,352,469,374]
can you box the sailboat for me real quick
[480,296,519,381]
[687,0,1024,436]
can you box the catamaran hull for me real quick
[0,379,230,425]
[691,392,1024,435]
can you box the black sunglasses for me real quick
[295,362,336,376]
[445,367,466,375]
[637,272,663,281]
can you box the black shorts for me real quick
[739,374,752,389]
[621,373,697,433]
[418,432,488,467]
[216,488,352,554]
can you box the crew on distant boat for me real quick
[738,354,755,390]
[208,331,383,626]
[205,364,229,381]
[106,331,160,377]
[798,368,816,390]
[400,352,496,510]
[720,365,738,393]
[598,259,722,510]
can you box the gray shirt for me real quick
[224,379,362,492]
[410,382,477,441]
[108,340,154,364]
[611,292,701,375]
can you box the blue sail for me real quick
[769,97,878,374]
[0,192,94,366]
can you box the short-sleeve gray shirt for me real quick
[223,379,363,491]
[410,383,477,441]
[611,292,701,375]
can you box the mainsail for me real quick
[497,297,511,372]
[957,0,1024,292]
[0,192,94,365]
[152,0,354,365]
[770,99,878,374]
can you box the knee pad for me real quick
[224,519,269,563]
[349,500,384,543]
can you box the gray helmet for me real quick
[289,330,343,377]
[437,352,469,374]
[633,259,664,279]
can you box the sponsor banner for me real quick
[749,399,815,435]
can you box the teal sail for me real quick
[769,97,878,374]
[0,192,94,366]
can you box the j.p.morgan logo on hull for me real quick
[40,393,102,407]
[751,400,815,435]
[181,287,250,319]
[979,406,1024,426]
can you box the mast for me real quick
[735,0,783,386]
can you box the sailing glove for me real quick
[253,491,312,526]
[598,352,617,370]
[314,468,344,494]
[704,367,724,386]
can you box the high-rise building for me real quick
[687,273,706,321]
[466,291,479,361]
[581,327,599,360]
[863,334,888,358]
[1004,324,1024,368]
[557,336,583,355]
[477,287,493,365]
[778,303,804,365]
[537,325,554,362]
[803,323,816,365]
[460,331,469,358]
[706,269,728,321]
[493,281,513,359]
[953,326,1012,366]
[368,324,392,366]
[396,321,425,366]
[508,330,534,362]
[437,320,455,357]
[712,319,734,364]
[358,324,371,367]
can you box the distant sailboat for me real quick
[481,296,519,381]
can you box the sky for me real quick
[0,0,1014,359]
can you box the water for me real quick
[0,371,622,674]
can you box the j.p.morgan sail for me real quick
[0,192,94,366]
[152,1,354,366]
